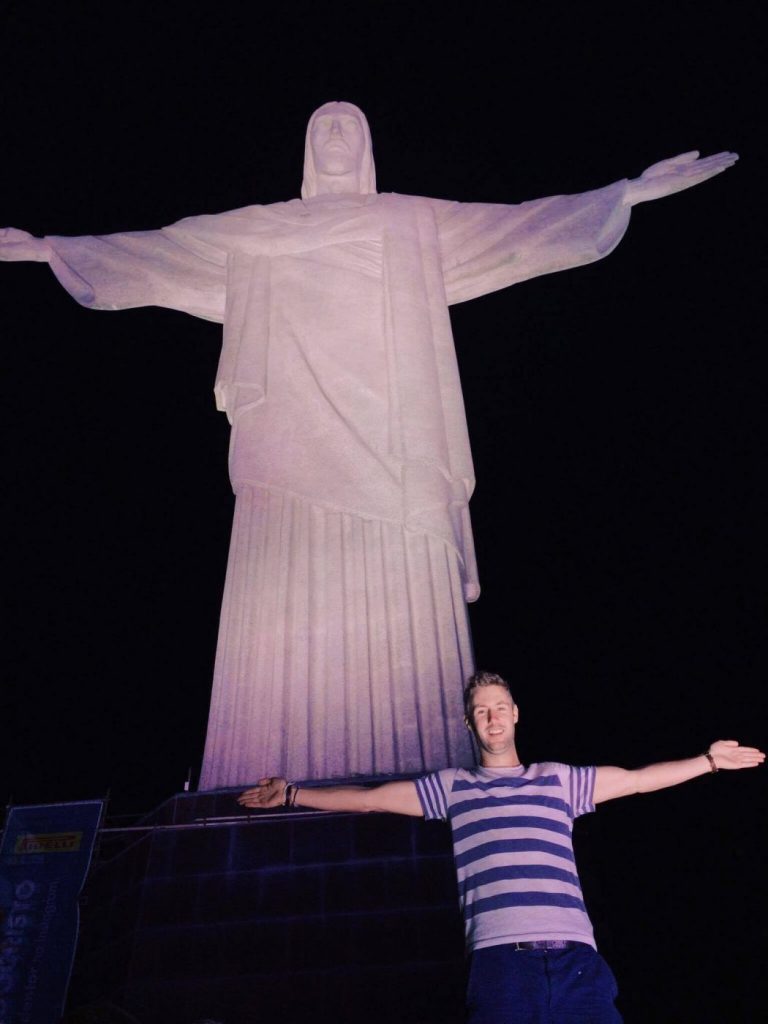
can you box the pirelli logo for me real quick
[14,831,84,854]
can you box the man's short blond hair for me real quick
[463,670,515,717]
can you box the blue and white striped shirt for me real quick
[416,762,597,951]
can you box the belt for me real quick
[510,940,582,951]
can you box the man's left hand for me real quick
[708,739,765,770]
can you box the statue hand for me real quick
[625,150,738,206]
[237,776,289,809]
[0,228,51,262]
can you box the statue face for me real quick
[310,110,366,179]
[302,101,376,198]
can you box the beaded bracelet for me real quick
[703,751,718,773]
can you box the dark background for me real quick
[1,3,765,1020]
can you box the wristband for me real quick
[283,782,296,806]
[703,751,718,773]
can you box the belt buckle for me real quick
[512,939,569,951]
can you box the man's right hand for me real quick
[0,228,51,262]
[236,777,423,816]
[238,776,288,809]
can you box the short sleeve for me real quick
[565,764,597,818]
[415,770,455,820]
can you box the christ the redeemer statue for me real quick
[1,102,736,788]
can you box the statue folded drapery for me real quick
[43,103,631,786]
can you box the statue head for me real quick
[302,101,377,199]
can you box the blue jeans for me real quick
[466,943,623,1023]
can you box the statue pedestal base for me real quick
[66,784,466,1024]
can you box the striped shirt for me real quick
[416,762,597,951]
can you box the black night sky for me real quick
[1,4,766,1019]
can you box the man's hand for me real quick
[0,228,51,262]
[624,151,738,207]
[708,739,765,770]
[238,776,288,809]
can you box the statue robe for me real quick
[47,182,630,786]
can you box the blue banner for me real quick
[0,800,104,1024]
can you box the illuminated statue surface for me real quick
[0,103,736,787]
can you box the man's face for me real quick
[310,110,365,178]
[467,684,519,758]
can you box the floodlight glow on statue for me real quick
[0,102,737,788]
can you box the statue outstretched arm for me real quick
[624,150,738,206]
[2,223,228,322]
[437,179,632,305]
[0,228,51,262]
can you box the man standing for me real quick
[238,670,764,1023]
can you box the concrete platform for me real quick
[65,784,466,1023]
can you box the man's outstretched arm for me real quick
[594,739,764,804]
[238,777,423,816]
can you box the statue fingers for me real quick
[642,151,700,178]
[693,152,739,174]
[683,162,735,186]
[674,153,738,183]
[642,151,736,184]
